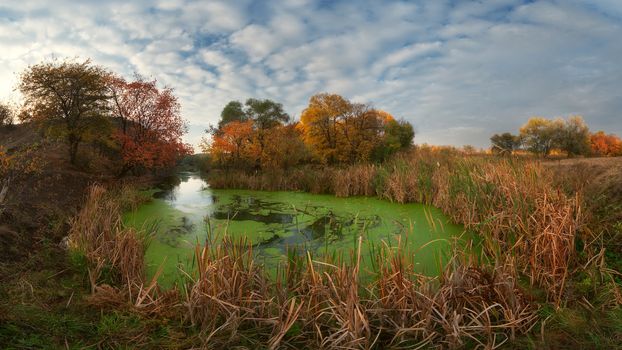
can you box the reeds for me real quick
[68,185,148,285]
[68,184,179,316]
[68,146,616,347]
[176,235,538,348]
[209,147,583,303]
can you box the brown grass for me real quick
[67,149,622,348]
[69,185,542,348]
[208,148,585,304]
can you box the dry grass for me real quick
[209,147,585,304]
[69,185,541,348]
[68,185,180,317]
[176,236,539,348]
[67,150,622,348]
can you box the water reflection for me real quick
[126,172,470,285]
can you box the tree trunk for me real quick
[68,135,80,165]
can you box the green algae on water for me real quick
[123,173,474,286]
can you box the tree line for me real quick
[200,93,415,169]
[491,116,621,157]
[0,58,192,175]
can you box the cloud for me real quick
[0,0,620,149]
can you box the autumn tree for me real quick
[260,124,309,169]
[298,93,350,164]
[519,117,560,156]
[341,103,385,162]
[519,116,591,157]
[299,93,411,164]
[490,132,522,155]
[0,102,14,126]
[207,98,290,169]
[590,131,622,156]
[18,59,110,164]
[556,116,590,156]
[108,75,192,175]
[200,120,255,167]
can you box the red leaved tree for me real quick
[201,120,256,168]
[108,76,192,175]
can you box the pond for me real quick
[124,172,474,286]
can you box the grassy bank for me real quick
[209,148,588,303]
[60,148,622,348]
[68,185,535,348]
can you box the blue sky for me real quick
[1,0,621,149]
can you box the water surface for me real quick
[124,173,472,285]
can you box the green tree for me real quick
[556,116,590,156]
[215,98,290,133]
[218,101,247,130]
[243,98,290,130]
[18,59,111,164]
[374,118,415,161]
[490,132,522,155]
[519,117,561,156]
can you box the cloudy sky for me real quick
[1,0,621,149]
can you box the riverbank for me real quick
[2,132,622,347]
[0,124,176,348]
[59,148,620,348]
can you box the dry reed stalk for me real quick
[367,239,537,349]
[69,184,180,317]
[183,237,277,345]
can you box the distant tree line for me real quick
[2,58,192,174]
[200,93,414,169]
[490,116,622,157]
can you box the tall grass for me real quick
[208,147,584,303]
[68,185,148,286]
[179,235,537,348]
[68,147,620,347]
[69,184,542,348]
[68,185,178,316]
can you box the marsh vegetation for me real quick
[2,58,621,349]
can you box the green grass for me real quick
[0,242,200,349]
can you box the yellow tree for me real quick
[298,93,351,164]
[300,93,392,163]
[519,117,562,156]
[340,103,384,162]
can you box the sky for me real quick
[1,0,621,149]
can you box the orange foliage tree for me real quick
[108,76,192,175]
[204,99,293,169]
[201,120,256,167]
[590,131,622,156]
